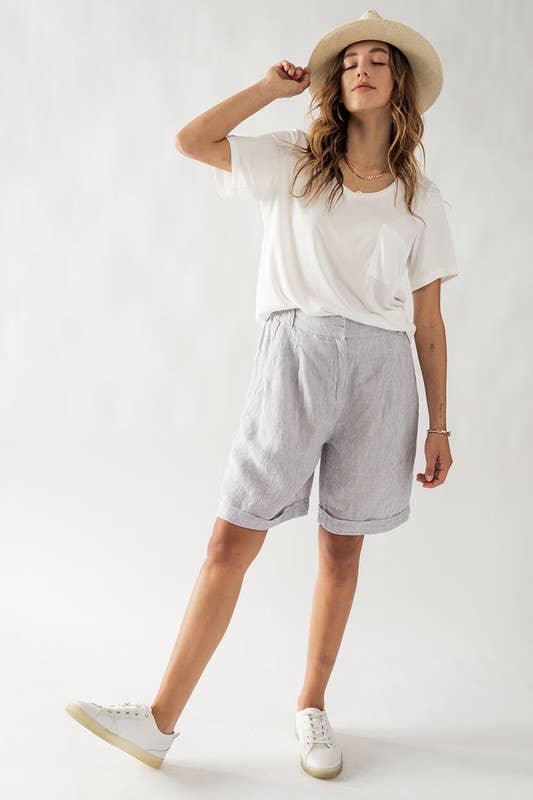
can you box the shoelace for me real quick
[102,701,151,717]
[301,711,333,748]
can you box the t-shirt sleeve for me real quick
[407,182,459,292]
[212,132,282,201]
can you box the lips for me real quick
[354,85,374,90]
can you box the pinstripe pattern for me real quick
[217,308,419,535]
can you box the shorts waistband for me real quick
[270,308,404,340]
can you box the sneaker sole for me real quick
[65,703,165,769]
[294,726,343,779]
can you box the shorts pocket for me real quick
[243,316,282,406]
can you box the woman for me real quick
[66,9,458,780]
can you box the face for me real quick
[340,40,394,112]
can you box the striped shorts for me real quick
[217,308,419,535]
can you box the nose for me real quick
[356,56,371,78]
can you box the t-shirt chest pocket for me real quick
[368,223,410,289]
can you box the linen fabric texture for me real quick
[212,128,459,340]
[216,309,419,535]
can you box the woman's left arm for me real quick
[412,278,453,488]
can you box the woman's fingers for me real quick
[280,60,295,75]
[279,60,308,79]
[416,464,450,487]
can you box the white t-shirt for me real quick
[212,128,459,338]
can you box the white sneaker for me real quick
[65,700,180,768]
[294,706,343,779]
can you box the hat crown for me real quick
[359,9,383,21]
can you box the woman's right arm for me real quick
[174,61,310,173]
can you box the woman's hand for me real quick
[416,433,453,488]
[261,60,311,100]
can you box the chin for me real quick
[348,102,381,112]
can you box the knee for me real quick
[205,517,267,570]
[319,526,364,573]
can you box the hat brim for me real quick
[307,17,443,113]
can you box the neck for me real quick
[345,110,392,170]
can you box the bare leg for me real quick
[297,525,364,711]
[150,518,267,733]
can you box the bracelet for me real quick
[427,428,451,437]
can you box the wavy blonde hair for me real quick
[278,42,427,219]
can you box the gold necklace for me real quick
[344,153,390,181]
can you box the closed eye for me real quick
[343,62,386,70]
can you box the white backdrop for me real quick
[2,1,532,797]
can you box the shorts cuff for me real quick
[217,497,309,531]
[317,504,410,535]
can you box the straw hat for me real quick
[307,8,444,113]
